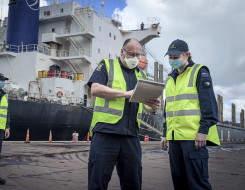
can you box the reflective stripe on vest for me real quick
[93,106,122,116]
[166,110,201,117]
[139,69,147,80]
[138,113,142,120]
[166,94,199,103]
[0,114,7,118]
[188,64,200,87]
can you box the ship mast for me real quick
[52,0,59,4]
[101,0,105,17]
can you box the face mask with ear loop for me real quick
[123,50,140,69]
[124,57,139,69]
[169,53,188,69]
[0,81,5,89]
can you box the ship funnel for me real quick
[6,0,39,50]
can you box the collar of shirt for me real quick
[118,58,140,73]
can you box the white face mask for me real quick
[124,57,139,69]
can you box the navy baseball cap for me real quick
[165,39,189,56]
[0,73,9,80]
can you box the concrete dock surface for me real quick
[0,141,245,190]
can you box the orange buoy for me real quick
[137,56,148,70]
[57,91,63,98]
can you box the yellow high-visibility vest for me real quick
[89,59,147,136]
[0,94,8,130]
[165,64,220,145]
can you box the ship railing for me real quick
[56,27,85,35]
[119,24,152,31]
[54,48,90,57]
[1,44,50,55]
[36,45,50,55]
[1,44,91,58]
[141,114,163,134]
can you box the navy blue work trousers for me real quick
[88,132,142,190]
[169,140,212,190]
[0,129,4,154]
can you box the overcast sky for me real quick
[1,0,244,122]
[113,0,245,123]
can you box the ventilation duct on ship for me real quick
[8,88,27,100]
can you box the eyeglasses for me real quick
[123,48,142,59]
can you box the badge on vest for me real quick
[202,79,212,88]
[96,62,104,71]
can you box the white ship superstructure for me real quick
[0,1,161,106]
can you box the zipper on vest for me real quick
[172,130,174,140]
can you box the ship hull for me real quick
[7,100,162,141]
[7,100,92,141]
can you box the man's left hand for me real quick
[5,128,10,139]
[195,133,206,149]
[145,98,161,110]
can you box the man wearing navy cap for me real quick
[161,39,220,190]
[0,73,10,185]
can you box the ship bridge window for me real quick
[114,35,116,40]
[109,33,111,37]
[98,49,100,54]
[52,28,55,33]
[99,26,101,31]
[60,9,64,13]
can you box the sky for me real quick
[1,0,245,123]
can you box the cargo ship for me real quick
[0,0,164,141]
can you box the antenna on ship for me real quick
[101,0,105,17]
[52,0,59,5]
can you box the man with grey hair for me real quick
[87,38,160,190]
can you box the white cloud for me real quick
[0,0,10,20]
[40,0,49,7]
[114,0,245,123]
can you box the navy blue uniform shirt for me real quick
[162,61,218,137]
[88,58,140,137]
